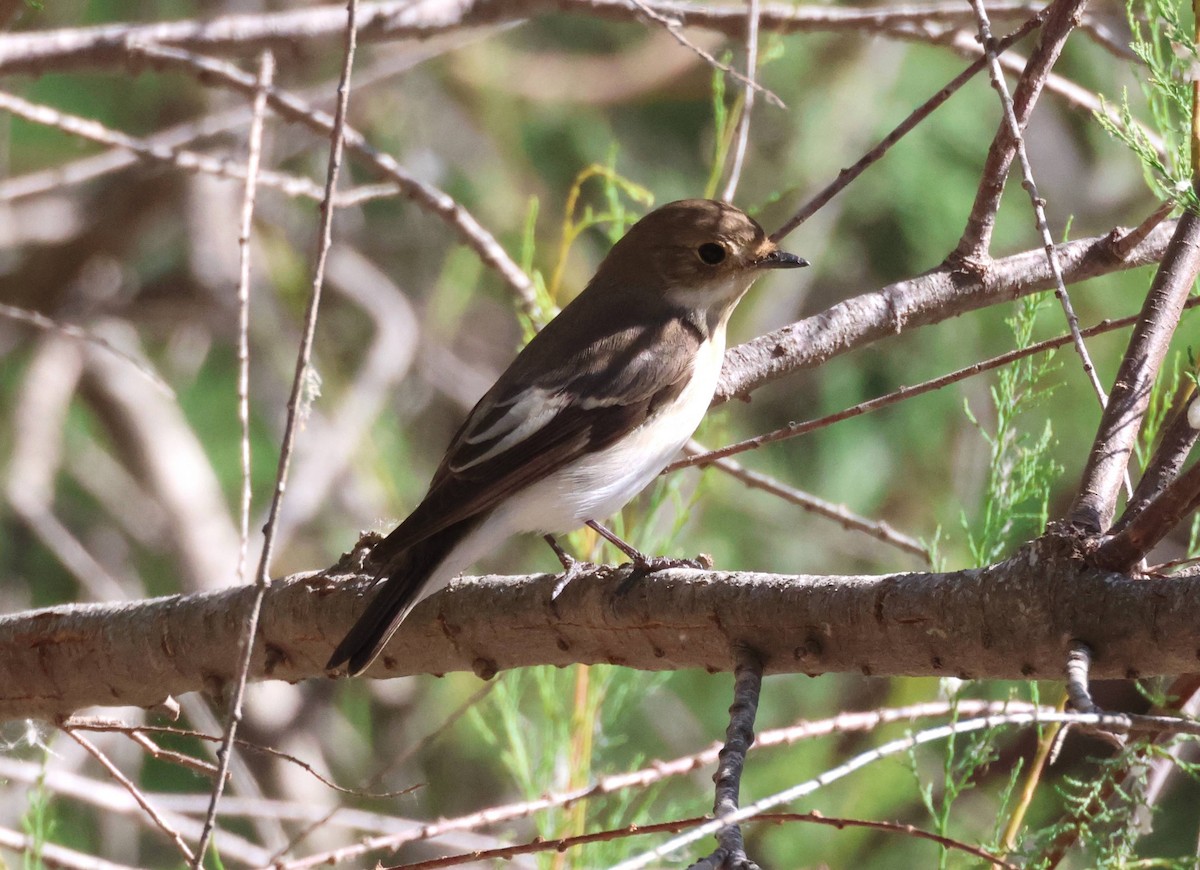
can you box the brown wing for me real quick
[368,310,702,566]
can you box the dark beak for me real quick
[756,250,809,269]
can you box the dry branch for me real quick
[0,0,1048,75]
[1070,210,1200,532]
[717,219,1180,402]
[2,528,1200,721]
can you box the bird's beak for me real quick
[755,250,809,269]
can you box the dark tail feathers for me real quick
[326,521,474,675]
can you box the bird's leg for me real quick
[545,534,595,600]
[585,520,709,594]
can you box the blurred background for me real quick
[1,0,1197,866]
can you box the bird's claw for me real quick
[616,552,713,596]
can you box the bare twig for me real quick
[0,303,173,396]
[1113,378,1200,534]
[0,46,469,203]
[955,0,1089,259]
[968,0,1112,424]
[720,0,762,201]
[1070,210,1200,533]
[191,16,357,864]
[278,699,1035,869]
[0,1,1050,75]
[688,645,765,870]
[1096,460,1200,572]
[681,297,1200,471]
[62,728,195,862]
[124,41,538,317]
[1114,201,1177,256]
[0,88,327,201]
[386,812,1017,870]
[683,443,932,562]
[719,219,1179,403]
[770,7,1050,241]
[234,50,273,588]
[628,0,782,108]
[611,708,1200,869]
[62,717,418,798]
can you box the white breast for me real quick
[493,322,728,535]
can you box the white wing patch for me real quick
[449,387,567,472]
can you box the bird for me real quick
[326,199,807,675]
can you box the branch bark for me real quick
[716,218,1179,403]
[1069,210,1200,532]
[3,529,1199,721]
[0,0,1047,75]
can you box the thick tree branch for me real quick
[3,530,1200,721]
[1112,380,1200,534]
[716,219,1179,403]
[1069,210,1200,532]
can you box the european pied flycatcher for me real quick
[327,199,807,674]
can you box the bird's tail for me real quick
[326,520,477,676]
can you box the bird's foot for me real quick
[617,551,713,595]
[544,534,599,600]
[584,520,714,595]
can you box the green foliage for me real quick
[545,157,653,305]
[21,745,55,870]
[704,52,742,199]
[963,295,1063,567]
[1026,746,1154,868]
[467,665,669,867]
[1097,0,1200,210]
[908,690,1001,870]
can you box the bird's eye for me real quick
[697,242,727,265]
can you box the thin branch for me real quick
[968,0,1113,426]
[611,708,1200,869]
[688,644,765,870]
[628,0,783,108]
[0,1,1051,75]
[719,219,1180,404]
[61,728,195,862]
[0,47,465,203]
[1114,201,1177,256]
[769,7,1050,241]
[278,699,1036,869]
[386,811,1017,870]
[0,88,328,201]
[1113,377,1200,533]
[192,29,336,867]
[0,303,172,396]
[720,0,762,201]
[124,41,538,318]
[682,297,1200,470]
[234,49,273,589]
[62,717,420,798]
[955,0,1089,259]
[684,443,932,562]
[1070,210,1200,532]
[1096,460,1200,572]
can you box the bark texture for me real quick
[1,529,1196,721]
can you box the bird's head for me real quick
[592,199,808,314]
